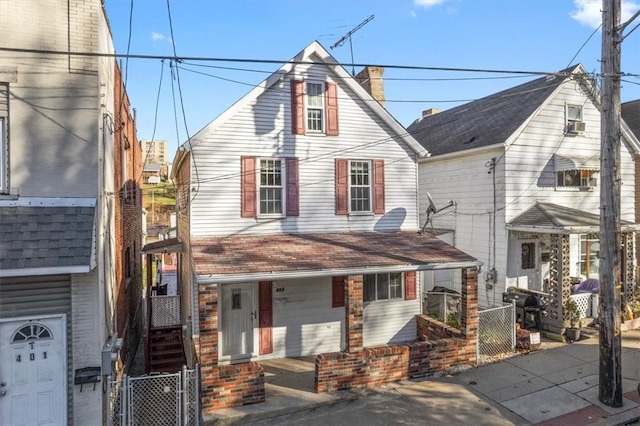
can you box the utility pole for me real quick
[599,0,640,407]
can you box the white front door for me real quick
[220,283,255,360]
[0,315,67,426]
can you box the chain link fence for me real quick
[477,303,515,363]
[108,365,199,426]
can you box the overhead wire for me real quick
[165,0,200,201]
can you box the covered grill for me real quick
[503,291,542,330]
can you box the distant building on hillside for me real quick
[141,139,170,178]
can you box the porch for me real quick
[506,202,639,336]
[141,238,186,374]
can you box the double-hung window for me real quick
[306,82,324,132]
[350,160,371,213]
[567,104,583,122]
[259,159,283,215]
[364,272,403,302]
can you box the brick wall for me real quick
[114,60,144,373]
[198,283,265,412]
[315,267,478,393]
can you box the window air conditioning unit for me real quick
[568,121,586,134]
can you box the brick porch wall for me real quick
[315,267,478,393]
[198,284,266,412]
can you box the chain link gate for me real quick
[108,365,200,426]
[477,303,515,363]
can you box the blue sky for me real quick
[104,0,640,159]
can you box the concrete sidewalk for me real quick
[205,329,640,425]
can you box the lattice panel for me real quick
[151,295,181,327]
[624,233,635,304]
[568,293,592,319]
[477,303,515,361]
[561,234,571,307]
[548,234,560,320]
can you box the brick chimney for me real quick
[422,108,440,117]
[355,66,385,108]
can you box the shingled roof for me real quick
[506,201,639,234]
[191,231,479,283]
[0,202,96,276]
[407,65,584,156]
[622,99,640,140]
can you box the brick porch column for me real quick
[345,275,364,353]
[199,283,219,404]
[460,267,478,342]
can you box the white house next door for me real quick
[221,283,255,360]
[0,315,67,426]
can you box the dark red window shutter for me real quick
[291,80,305,135]
[332,276,345,308]
[405,271,417,300]
[259,281,273,355]
[241,156,257,218]
[335,158,348,215]
[372,159,385,214]
[325,82,339,136]
[286,157,299,216]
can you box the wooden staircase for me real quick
[147,325,186,373]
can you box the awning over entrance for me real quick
[553,154,600,171]
[191,231,480,284]
[0,198,97,277]
[506,201,640,234]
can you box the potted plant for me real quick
[564,298,581,341]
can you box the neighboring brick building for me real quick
[114,62,144,374]
[0,1,142,424]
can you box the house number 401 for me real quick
[16,352,46,362]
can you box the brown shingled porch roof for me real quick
[191,231,479,283]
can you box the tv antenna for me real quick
[420,193,454,235]
[330,14,374,76]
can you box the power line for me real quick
[0,46,576,77]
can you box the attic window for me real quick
[556,169,598,189]
[566,104,583,122]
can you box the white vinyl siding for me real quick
[418,147,507,309]
[265,277,343,359]
[363,276,420,346]
[188,62,419,236]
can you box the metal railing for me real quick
[477,302,515,363]
[108,365,199,426]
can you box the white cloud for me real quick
[411,10,417,18]
[414,0,447,9]
[571,0,640,29]
[151,32,168,42]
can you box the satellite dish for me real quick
[427,192,438,215]
[420,192,455,235]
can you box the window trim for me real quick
[556,169,598,190]
[257,158,285,217]
[363,272,404,302]
[566,103,583,122]
[348,160,372,214]
[305,81,325,133]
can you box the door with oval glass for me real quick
[0,315,66,426]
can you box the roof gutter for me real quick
[417,143,503,164]
[0,265,94,278]
[197,261,482,285]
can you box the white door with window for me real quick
[0,315,66,426]
[517,240,540,290]
[220,283,256,360]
